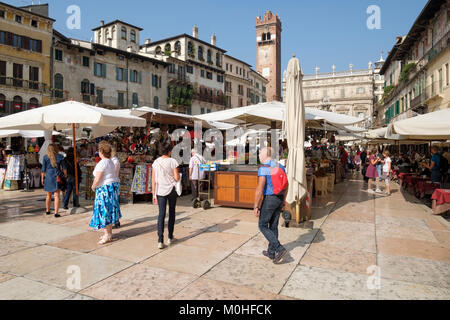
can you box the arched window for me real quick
[155,46,161,54]
[97,31,101,43]
[187,42,194,56]
[130,30,136,43]
[198,46,203,60]
[154,96,159,109]
[112,26,116,40]
[267,32,271,40]
[54,73,64,98]
[29,97,38,109]
[174,41,181,55]
[0,93,5,109]
[216,52,221,66]
[164,43,171,56]
[13,96,22,111]
[207,49,212,63]
[132,93,139,107]
[262,33,266,41]
[121,26,127,40]
[105,28,109,43]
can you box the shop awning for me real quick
[388,109,450,140]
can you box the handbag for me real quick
[176,173,182,196]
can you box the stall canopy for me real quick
[122,106,236,130]
[388,109,450,140]
[194,101,367,133]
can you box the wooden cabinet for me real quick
[214,171,258,209]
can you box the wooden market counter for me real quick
[214,170,258,209]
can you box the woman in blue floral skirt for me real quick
[90,141,122,244]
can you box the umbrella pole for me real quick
[73,123,79,197]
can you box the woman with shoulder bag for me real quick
[41,144,67,218]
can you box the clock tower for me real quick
[256,11,282,102]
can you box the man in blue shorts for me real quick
[253,147,288,264]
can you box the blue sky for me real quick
[10,0,427,74]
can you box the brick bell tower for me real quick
[256,10,282,102]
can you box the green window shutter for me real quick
[94,62,98,76]
[158,76,161,88]
[116,67,120,81]
[102,64,106,78]
[138,71,142,84]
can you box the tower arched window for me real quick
[262,33,266,41]
[130,30,136,43]
[267,32,271,40]
[54,73,64,98]
[207,49,212,63]
[155,46,161,55]
[198,46,204,60]
[121,27,127,40]
[104,28,109,43]
[174,41,181,55]
[112,26,116,40]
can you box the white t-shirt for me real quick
[93,159,117,187]
[383,157,392,174]
[153,157,179,196]
[189,153,205,180]
[111,157,121,182]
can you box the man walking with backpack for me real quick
[254,147,288,264]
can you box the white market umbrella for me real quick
[0,130,60,139]
[0,101,146,196]
[285,56,307,224]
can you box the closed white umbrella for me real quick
[285,56,307,224]
[0,101,146,199]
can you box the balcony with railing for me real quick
[0,76,48,92]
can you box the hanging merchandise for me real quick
[5,155,24,181]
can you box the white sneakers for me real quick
[159,238,176,249]
[376,189,382,193]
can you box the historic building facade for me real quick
[283,63,375,127]
[52,20,168,111]
[256,10,282,102]
[0,2,54,116]
[141,26,226,115]
[223,54,268,108]
[375,0,449,127]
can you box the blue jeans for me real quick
[64,177,79,207]
[157,188,178,243]
[376,165,382,181]
[259,195,285,255]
